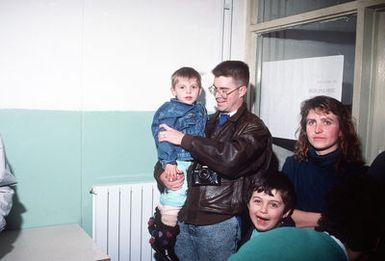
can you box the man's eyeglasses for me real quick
[208,85,243,98]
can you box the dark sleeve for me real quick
[181,122,272,179]
[153,161,165,193]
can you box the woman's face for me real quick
[305,109,341,155]
[248,189,288,232]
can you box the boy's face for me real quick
[171,77,201,105]
[248,189,289,232]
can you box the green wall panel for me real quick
[0,110,157,235]
[81,111,157,234]
[0,110,82,229]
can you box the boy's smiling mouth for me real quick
[256,216,269,225]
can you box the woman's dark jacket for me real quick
[282,148,368,212]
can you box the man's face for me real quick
[213,76,245,113]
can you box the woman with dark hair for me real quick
[282,95,367,228]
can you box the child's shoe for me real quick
[147,207,179,261]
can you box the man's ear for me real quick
[239,85,247,98]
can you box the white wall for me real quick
[0,0,247,112]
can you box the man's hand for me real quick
[159,169,184,191]
[164,164,180,181]
[158,124,185,145]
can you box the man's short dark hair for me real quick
[212,60,250,86]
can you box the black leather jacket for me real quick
[155,103,272,225]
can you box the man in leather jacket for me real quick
[154,60,272,261]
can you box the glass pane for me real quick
[256,15,356,150]
[257,0,354,23]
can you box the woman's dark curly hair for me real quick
[316,174,385,252]
[295,96,364,168]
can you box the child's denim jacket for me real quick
[151,98,207,165]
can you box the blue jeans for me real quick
[175,217,241,261]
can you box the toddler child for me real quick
[148,67,207,260]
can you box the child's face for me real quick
[248,189,288,232]
[305,109,341,155]
[171,77,201,105]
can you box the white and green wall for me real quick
[0,0,246,235]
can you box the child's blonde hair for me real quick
[171,67,201,88]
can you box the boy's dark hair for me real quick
[212,60,249,87]
[171,67,201,88]
[247,173,296,215]
[316,174,385,253]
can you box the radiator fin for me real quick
[92,182,160,261]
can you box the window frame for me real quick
[245,0,385,162]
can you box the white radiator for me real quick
[91,182,160,261]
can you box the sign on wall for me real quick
[260,55,344,140]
